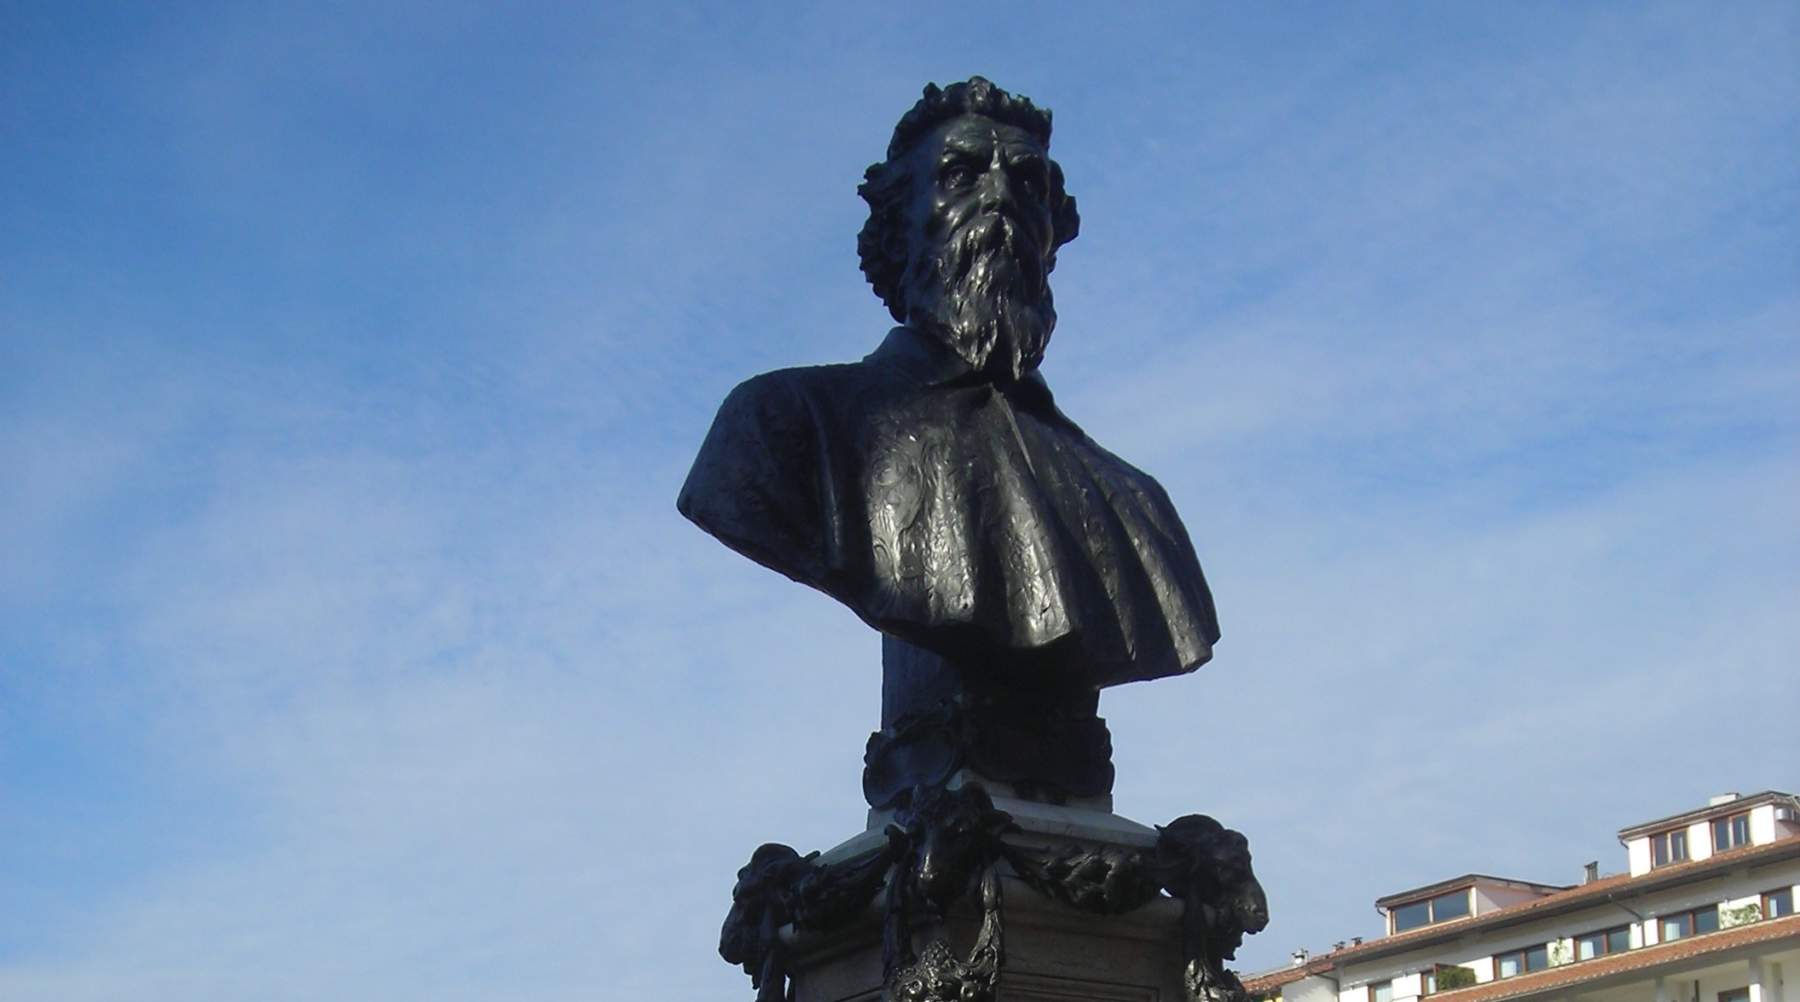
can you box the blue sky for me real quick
[2,2,1796,998]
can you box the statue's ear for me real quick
[1055,195,1081,251]
[884,217,912,276]
[1049,162,1080,249]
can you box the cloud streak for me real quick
[2,1,1795,996]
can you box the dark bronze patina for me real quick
[679,76,1220,807]
[717,782,1268,1002]
[690,78,1261,1001]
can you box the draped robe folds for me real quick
[677,326,1220,690]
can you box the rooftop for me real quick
[1615,789,1799,841]
[1243,834,1800,986]
[1434,913,1800,1002]
[1374,873,1570,911]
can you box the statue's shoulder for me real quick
[729,356,884,396]
[684,358,880,495]
[679,357,888,587]
[712,357,891,430]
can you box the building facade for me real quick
[1246,791,1800,1002]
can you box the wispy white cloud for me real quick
[2,0,1795,994]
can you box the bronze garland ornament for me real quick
[717,784,1268,1002]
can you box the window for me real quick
[1718,989,1750,1002]
[1494,944,1550,978]
[1712,813,1750,851]
[1660,905,1721,942]
[1367,979,1393,1002]
[1433,891,1472,921]
[1392,889,1473,932]
[1764,887,1795,918]
[1652,828,1689,867]
[1393,900,1430,931]
[1574,925,1631,960]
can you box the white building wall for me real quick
[1472,885,1501,914]
[1333,858,1800,995]
[1284,975,1339,1002]
[1688,820,1714,863]
[1337,970,1428,1002]
[1299,799,1798,1002]
[1774,806,1800,842]
[1628,818,1726,875]
[1479,883,1553,911]
[1343,901,1629,987]
[1752,804,1779,844]
[1640,873,1746,946]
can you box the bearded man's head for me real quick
[857,77,1081,382]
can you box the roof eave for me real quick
[1615,790,1799,841]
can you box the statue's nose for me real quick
[917,850,943,889]
[977,153,1013,213]
[1244,879,1271,931]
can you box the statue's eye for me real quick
[1017,165,1047,197]
[942,165,975,190]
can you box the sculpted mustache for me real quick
[943,213,1043,288]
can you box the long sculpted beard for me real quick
[905,213,1056,383]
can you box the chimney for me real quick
[1709,792,1741,806]
[1291,949,1309,967]
[1583,860,1600,884]
[1352,936,1364,946]
[1333,941,1346,952]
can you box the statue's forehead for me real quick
[923,114,1045,160]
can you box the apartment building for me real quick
[1246,790,1800,1002]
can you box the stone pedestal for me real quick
[786,788,1192,1002]
[787,883,1187,1001]
[718,775,1264,1002]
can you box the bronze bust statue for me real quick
[680,77,1219,807]
[701,79,1267,1001]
